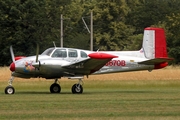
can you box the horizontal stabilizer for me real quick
[138,57,173,65]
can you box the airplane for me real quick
[5,27,173,94]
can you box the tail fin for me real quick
[140,27,173,69]
[142,27,167,59]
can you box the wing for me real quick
[62,52,118,75]
[138,57,173,65]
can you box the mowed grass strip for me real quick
[0,67,180,120]
[0,80,180,120]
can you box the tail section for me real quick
[142,27,167,59]
[140,27,173,69]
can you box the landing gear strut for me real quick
[71,79,83,94]
[50,78,61,93]
[5,76,15,94]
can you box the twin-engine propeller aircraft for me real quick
[5,27,173,94]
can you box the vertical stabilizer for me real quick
[142,27,168,59]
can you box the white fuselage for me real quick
[11,47,154,79]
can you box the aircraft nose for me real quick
[10,62,15,72]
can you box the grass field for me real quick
[0,66,180,120]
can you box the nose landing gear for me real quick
[5,76,15,94]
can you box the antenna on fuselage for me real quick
[53,41,56,48]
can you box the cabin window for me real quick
[80,51,87,58]
[68,49,77,57]
[51,49,67,58]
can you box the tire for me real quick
[71,84,83,94]
[5,86,15,94]
[50,83,61,93]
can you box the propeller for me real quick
[32,43,41,69]
[10,46,15,62]
[35,43,39,62]
[10,46,15,72]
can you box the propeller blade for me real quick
[10,46,15,62]
[36,43,39,62]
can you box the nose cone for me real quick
[10,62,15,72]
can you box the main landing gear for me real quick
[71,79,83,94]
[5,76,15,94]
[50,78,83,94]
[50,78,61,93]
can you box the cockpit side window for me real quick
[80,51,88,58]
[51,49,67,58]
[68,49,77,57]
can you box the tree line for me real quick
[0,0,180,66]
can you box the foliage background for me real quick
[0,0,180,66]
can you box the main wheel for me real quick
[71,84,83,94]
[50,83,61,93]
[5,86,15,94]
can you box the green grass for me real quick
[0,80,180,120]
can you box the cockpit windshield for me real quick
[41,48,55,56]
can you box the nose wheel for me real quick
[5,86,15,94]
